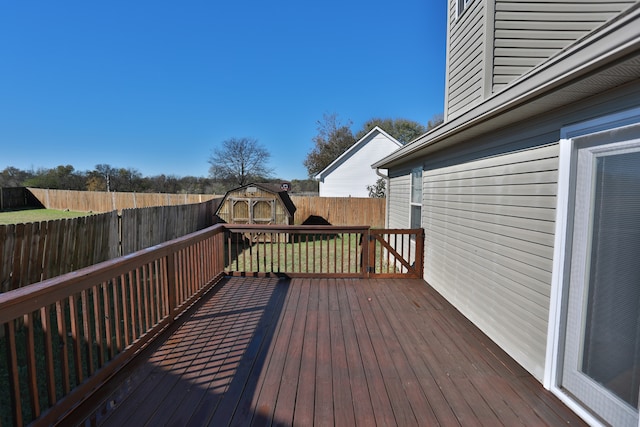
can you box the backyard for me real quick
[0,209,90,225]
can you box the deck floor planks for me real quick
[313,278,334,427]
[343,279,398,426]
[361,280,441,426]
[292,279,318,426]
[353,281,420,426]
[328,279,356,427]
[78,277,587,427]
[271,278,311,426]
[335,279,376,427]
[240,278,302,427]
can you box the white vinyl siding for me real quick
[422,144,559,379]
[493,1,637,92]
[388,170,412,229]
[446,0,486,118]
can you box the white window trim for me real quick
[546,106,640,427]
[456,0,473,19]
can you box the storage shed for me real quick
[215,183,296,225]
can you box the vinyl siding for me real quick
[422,144,559,380]
[387,169,412,229]
[446,0,486,118]
[493,0,637,91]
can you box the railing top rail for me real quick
[222,224,370,233]
[0,223,226,324]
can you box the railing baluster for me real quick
[24,312,40,419]
[128,270,137,341]
[92,284,104,368]
[4,321,22,427]
[102,281,114,360]
[120,274,129,347]
[68,295,83,384]
[80,290,94,376]
[142,263,150,331]
[40,305,56,406]
[55,300,70,394]
[135,268,143,338]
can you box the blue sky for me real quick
[0,1,447,180]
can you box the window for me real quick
[410,167,422,229]
[457,0,473,17]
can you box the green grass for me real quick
[0,209,91,225]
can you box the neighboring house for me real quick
[373,1,640,426]
[315,126,402,197]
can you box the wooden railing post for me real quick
[360,228,370,278]
[414,228,425,278]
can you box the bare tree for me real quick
[208,137,273,186]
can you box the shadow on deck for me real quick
[70,277,586,426]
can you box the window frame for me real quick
[456,0,473,18]
[410,167,422,230]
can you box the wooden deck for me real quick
[69,277,586,426]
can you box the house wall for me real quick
[319,133,400,197]
[493,0,636,92]
[387,167,413,229]
[445,0,487,119]
[445,0,637,118]
[388,81,640,380]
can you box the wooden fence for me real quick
[120,199,220,255]
[1,187,46,211]
[25,189,387,227]
[290,196,386,227]
[0,213,119,293]
[0,201,220,292]
[27,188,220,213]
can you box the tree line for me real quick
[0,164,319,195]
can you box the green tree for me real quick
[208,137,273,187]
[304,113,356,177]
[355,117,427,145]
[367,177,386,198]
[23,165,85,190]
[427,113,444,131]
[0,167,32,187]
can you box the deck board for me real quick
[75,276,587,427]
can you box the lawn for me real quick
[0,209,91,225]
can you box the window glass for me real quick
[410,167,422,230]
[411,168,422,204]
[457,0,473,17]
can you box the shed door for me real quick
[562,126,640,427]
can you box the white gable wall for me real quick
[318,132,400,197]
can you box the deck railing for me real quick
[0,224,423,426]
[223,224,424,278]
